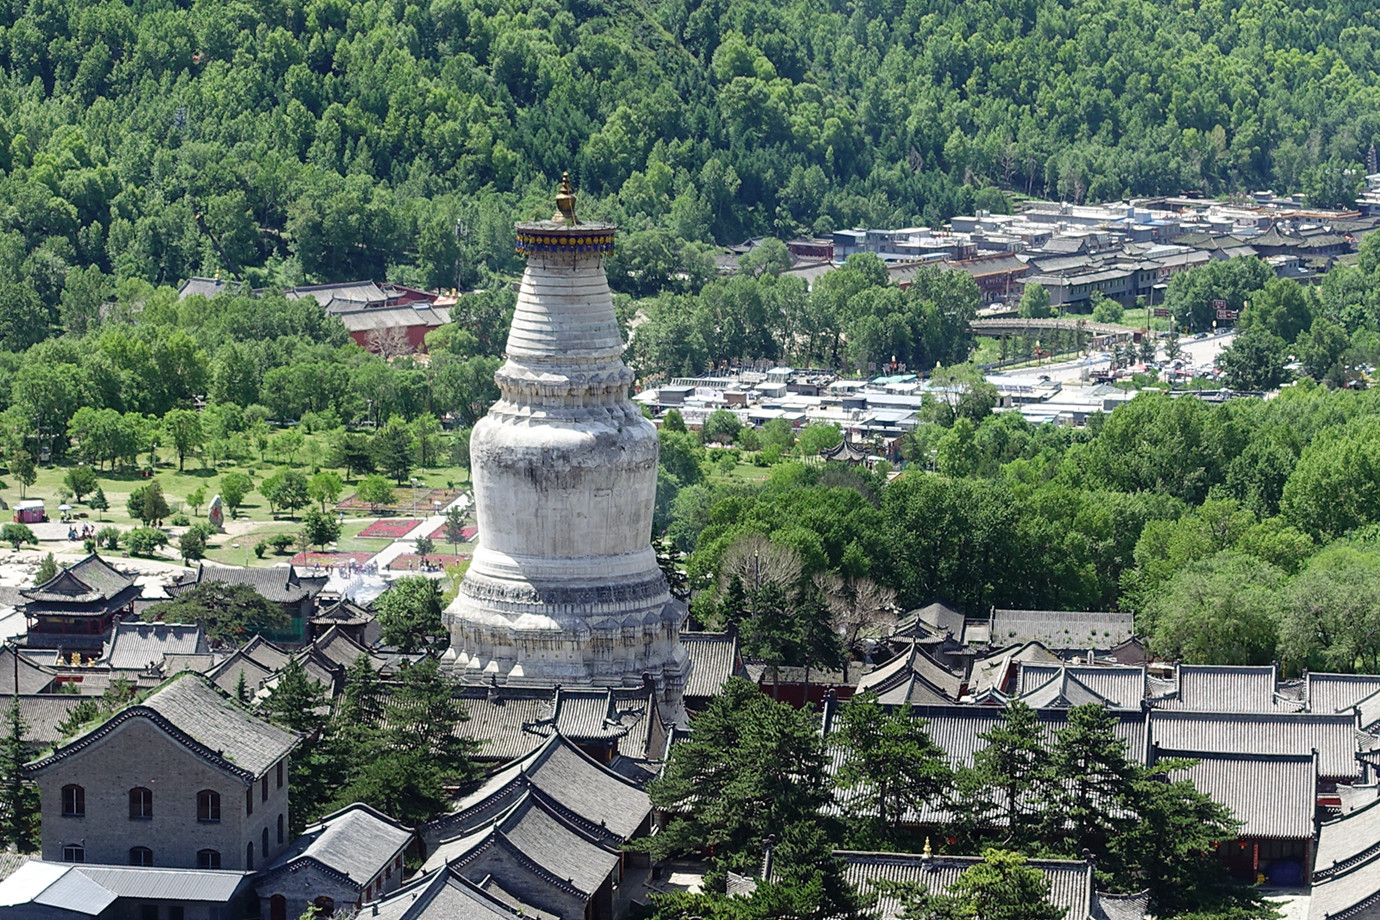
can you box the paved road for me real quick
[988,330,1238,386]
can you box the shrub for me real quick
[169,512,191,527]
[267,533,296,553]
[126,528,169,557]
[179,530,207,563]
[96,527,121,550]
[187,522,218,543]
[254,541,267,558]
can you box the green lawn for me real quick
[16,434,473,568]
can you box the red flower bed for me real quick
[290,550,375,566]
[429,524,478,542]
[358,519,421,539]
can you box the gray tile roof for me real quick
[207,651,274,698]
[1154,748,1315,839]
[0,694,86,747]
[140,673,299,774]
[454,685,656,763]
[898,602,967,640]
[21,555,135,604]
[311,626,386,672]
[28,672,298,781]
[337,304,451,333]
[1092,891,1150,920]
[836,850,1093,920]
[263,802,412,886]
[314,598,373,627]
[1016,669,1112,710]
[423,792,620,898]
[1018,664,1146,710]
[856,641,964,704]
[286,280,388,307]
[1157,664,1296,712]
[239,636,292,671]
[967,642,1062,696]
[988,609,1134,652]
[426,734,650,848]
[367,868,538,920]
[827,703,1148,773]
[1310,674,1380,717]
[174,563,323,604]
[681,631,742,700]
[0,646,55,695]
[1309,848,1380,920]
[0,854,28,884]
[1316,796,1380,882]
[1147,709,1360,780]
[1358,689,1380,735]
[102,622,209,670]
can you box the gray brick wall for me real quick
[36,716,291,870]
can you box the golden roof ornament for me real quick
[554,172,578,225]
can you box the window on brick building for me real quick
[62,844,84,862]
[246,842,254,871]
[277,760,283,788]
[129,787,153,819]
[245,788,253,816]
[129,846,153,867]
[198,789,221,822]
[277,813,284,844]
[61,784,84,817]
[197,849,221,870]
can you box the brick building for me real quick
[25,673,299,872]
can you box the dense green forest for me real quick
[3,0,1380,322]
[665,373,1380,675]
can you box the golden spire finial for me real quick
[554,172,578,225]
[923,837,932,857]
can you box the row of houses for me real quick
[753,194,1380,312]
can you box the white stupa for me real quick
[443,176,689,711]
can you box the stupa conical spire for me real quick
[444,176,688,711]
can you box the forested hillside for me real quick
[3,0,1380,321]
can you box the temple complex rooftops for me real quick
[262,803,413,887]
[171,564,326,606]
[834,850,1099,920]
[424,733,650,850]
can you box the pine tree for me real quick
[834,692,951,839]
[0,703,39,852]
[259,659,328,736]
[234,670,249,703]
[88,486,108,521]
[1047,704,1136,861]
[32,554,57,586]
[953,701,1053,849]
[644,678,830,867]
